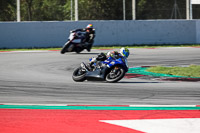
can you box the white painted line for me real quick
[0,103,68,106]
[0,103,199,107]
[101,118,200,133]
[0,50,58,53]
[129,105,197,107]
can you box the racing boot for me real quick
[86,43,92,52]
[86,62,94,71]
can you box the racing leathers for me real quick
[71,28,95,52]
[88,51,123,70]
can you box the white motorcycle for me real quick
[61,31,91,54]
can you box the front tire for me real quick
[105,66,126,83]
[72,67,86,82]
[60,42,74,54]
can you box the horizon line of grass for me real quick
[0,44,200,51]
[146,65,200,78]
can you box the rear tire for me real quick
[75,47,84,54]
[72,67,86,82]
[105,66,125,83]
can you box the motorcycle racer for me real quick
[72,47,129,82]
[71,24,95,52]
[88,47,130,70]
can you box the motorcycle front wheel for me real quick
[60,41,74,54]
[72,67,86,82]
[105,66,126,83]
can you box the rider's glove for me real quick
[91,57,96,62]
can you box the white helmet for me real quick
[120,47,130,58]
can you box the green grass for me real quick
[0,48,61,51]
[93,44,200,49]
[146,65,200,77]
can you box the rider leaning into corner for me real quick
[87,47,130,70]
[71,24,95,52]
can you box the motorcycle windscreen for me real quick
[72,39,82,43]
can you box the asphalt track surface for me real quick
[0,47,200,105]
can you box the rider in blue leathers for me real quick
[88,47,130,70]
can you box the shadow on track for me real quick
[62,52,99,55]
[76,52,99,55]
[118,81,161,84]
[84,80,161,84]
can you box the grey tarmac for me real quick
[0,47,199,105]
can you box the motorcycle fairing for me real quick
[103,57,128,72]
[84,57,128,80]
[85,66,108,80]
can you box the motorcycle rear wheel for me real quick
[75,47,84,54]
[105,66,125,83]
[72,67,86,82]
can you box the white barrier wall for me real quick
[0,20,199,48]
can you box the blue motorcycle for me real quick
[72,56,129,83]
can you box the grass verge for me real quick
[146,65,200,78]
[0,48,61,51]
[0,44,200,51]
[93,44,200,49]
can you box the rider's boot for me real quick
[86,62,94,71]
[86,43,92,52]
